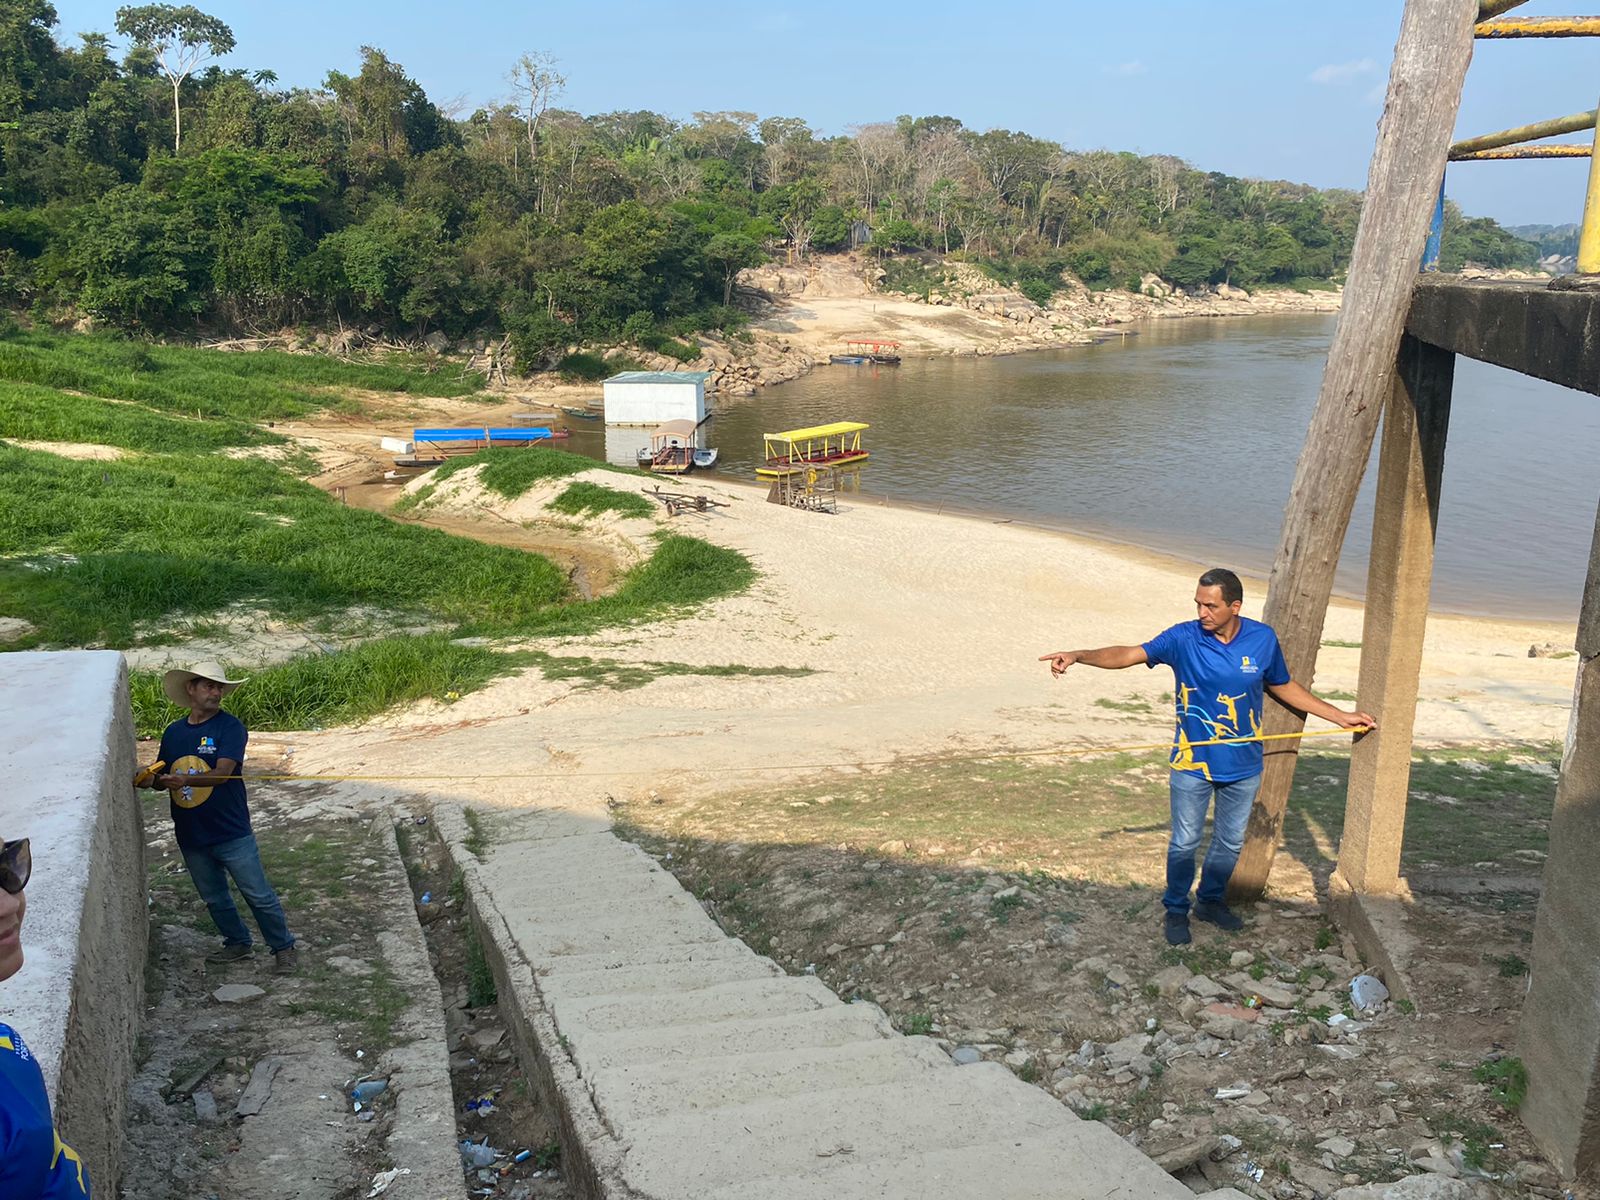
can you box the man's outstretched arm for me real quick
[1038,645,1149,676]
[1266,680,1377,730]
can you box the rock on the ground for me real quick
[212,984,266,1004]
[1150,1136,1221,1174]
[951,1045,982,1065]
[1101,1032,1152,1069]
[1330,1175,1493,1199]
[1150,964,1193,995]
[1185,974,1229,999]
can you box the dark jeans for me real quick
[181,834,295,953]
[1162,770,1261,915]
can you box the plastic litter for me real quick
[367,1167,410,1197]
[419,892,432,905]
[1214,1086,1252,1100]
[1241,1159,1265,1183]
[415,815,429,825]
[459,1140,499,1169]
[1350,973,1390,1011]
[351,1079,388,1102]
[513,1150,532,1164]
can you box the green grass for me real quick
[0,380,276,452]
[463,807,491,858]
[432,445,641,499]
[616,747,1557,883]
[0,330,481,423]
[128,635,528,736]
[1472,1057,1528,1111]
[1093,697,1153,714]
[550,481,655,519]
[525,650,813,692]
[465,928,498,1007]
[0,444,570,646]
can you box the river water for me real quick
[580,315,1600,621]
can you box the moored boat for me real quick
[755,421,869,478]
[561,406,602,420]
[692,447,719,468]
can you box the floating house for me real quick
[601,370,711,427]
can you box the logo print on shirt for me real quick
[198,736,216,753]
[1240,655,1258,674]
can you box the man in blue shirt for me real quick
[1040,568,1376,945]
[0,835,92,1198]
[139,662,297,971]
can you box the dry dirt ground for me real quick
[261,454,1584,1198]
[614,747,1566,1197]
[121,773,572,1200]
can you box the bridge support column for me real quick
[1519,499,1600,1185]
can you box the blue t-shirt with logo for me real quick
[1141,617,1291,782]
[0,1023,92,1198]
[157,710,251,849]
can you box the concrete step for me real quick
[589,1036,954,1135]
[537,953,782,1004]
[696,1126,1209,1200]
[552,975,837,1037]
[506,911,724,959]
[506,880,707,925]
[617,1062,1077,1195]
[533,939,759,979]
[572,1004,896,1074]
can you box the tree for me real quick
[703,231,762,305]
[113,4,234,151]
[507,51,563,185]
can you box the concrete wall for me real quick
[0,651,146,1193]
[602,380,706,427]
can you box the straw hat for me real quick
[162,661,249,707]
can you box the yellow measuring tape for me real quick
[194,724,1375,785]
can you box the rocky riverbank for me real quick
[688,253,1342,395]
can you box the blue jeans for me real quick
[181,834,295,953]
[1163,771,1261,915]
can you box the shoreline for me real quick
[711,474,1576,632]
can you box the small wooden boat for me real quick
[837,339,901,365]
[561,406,602,420]
[756,421,869,478]
[830,354,870,365]
[692,447,719,468]
[645,420,700,474]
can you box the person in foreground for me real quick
[1040,568,1376,946]
[0,834,92,1198]
[138,662,297,972]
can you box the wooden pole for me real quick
[1335,336,1452,894]
[1227,0,1478,902]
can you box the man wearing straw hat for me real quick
[139,661,297,972]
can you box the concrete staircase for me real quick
[439,808,1248,1200]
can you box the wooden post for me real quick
[1226,0,1478,901]
[1334,336,1452,893]
[1519,499,1600,1181]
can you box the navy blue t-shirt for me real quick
[0,1023,92,1198]
[1141,617,1291,782]
[157,710,252,849]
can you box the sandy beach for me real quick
[274,464,1578,823]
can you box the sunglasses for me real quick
[1,839,30,895]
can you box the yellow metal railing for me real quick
[1444,1,1600,271]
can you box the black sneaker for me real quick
[1193,901,1245,932]
[1163,912,1191,946]
[206,942,252,964]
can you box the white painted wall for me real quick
[0,650,145,1190]
[602,379,707,426]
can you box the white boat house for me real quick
[601,371,710,427]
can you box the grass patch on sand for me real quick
[0,444,570,646]
[0,380,277,452]
[128,635,529,736]
[550,481,654,520]
[526,649,813,692]
[431,445,642,499]
[618,748,1557,881]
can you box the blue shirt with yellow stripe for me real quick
[0,1023,91,1198]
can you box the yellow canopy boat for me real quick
[756,421,870,478]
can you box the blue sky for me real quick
[45,0,1597,227]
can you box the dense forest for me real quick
[0,2,1539,367]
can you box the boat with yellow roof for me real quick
[755,421,869,478]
